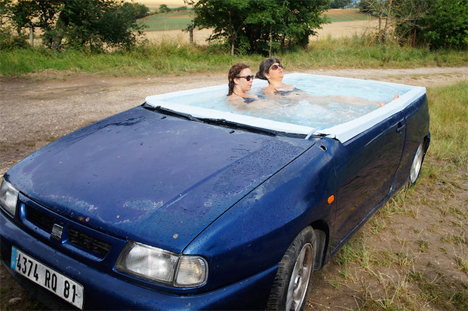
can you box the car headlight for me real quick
[116,241,208,287]
[0,179,19,217]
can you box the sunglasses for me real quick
[270,64,283,70]
[236,75,255,81]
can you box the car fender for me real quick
[183,137,339,293]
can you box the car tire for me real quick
[409,142,425,185]
[266,227,315,311]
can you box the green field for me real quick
[139,11,193,31]
[140,9,371,32]
[324,9,372,22]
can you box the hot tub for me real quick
[145,73,426,142]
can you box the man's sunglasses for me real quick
[237,75,255,81]
[270,64,283,70]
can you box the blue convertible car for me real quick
[0,74,429,310]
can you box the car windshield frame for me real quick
[142,104,315,139]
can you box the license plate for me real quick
[11,247,84,309]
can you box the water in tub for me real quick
[158,74,414,129]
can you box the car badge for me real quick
[51,224,64,241]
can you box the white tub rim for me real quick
[145,73,426,143]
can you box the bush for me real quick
[393,0,468,49]
[0,27,29,50]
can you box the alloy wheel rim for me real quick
[286,243,313,311]
[410,144,424,183]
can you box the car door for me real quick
[330,111,406,251]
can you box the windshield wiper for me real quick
[143,104,200,122]
[200,118,308,138]
[199,117,279,136]
[143,103,306,138]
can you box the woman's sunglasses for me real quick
[237,75,255,81]
[270,64,283,70]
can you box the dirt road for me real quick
[1,67,467,310]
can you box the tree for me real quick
[330,0,352,9]
[159,4,171,13]
[357,0,399,43]
[358,0,372,13]
[2,0,146,51]
[173,6,188,12]
[393,0,468,49]
[1,0,58,47]
[7,0,35,35]
[194,0,249,55]
[121,2,150,19]
[359,0,468,49]
[0,0,30,49]
[0,0,9,25]
[194,0,330,55]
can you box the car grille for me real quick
[26,205,54,232]
[68,228,111,257]
[25,205,111,257]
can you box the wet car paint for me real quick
[0,91,430,310]
[6,106,314,253]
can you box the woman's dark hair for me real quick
[228,63,250,96]
[255,57,281,82]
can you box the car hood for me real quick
[7,106,314,252]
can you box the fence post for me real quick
[30,27,34,47]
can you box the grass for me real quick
[426,82,468,168]
[0,44,235,76]
[441,234,468,246]
[315,81,468,310]
[1,36,467,77]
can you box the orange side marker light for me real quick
[328,195,335,204]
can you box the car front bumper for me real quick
[1,211,277,310]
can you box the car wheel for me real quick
[267,227,315,311]
[409,142,425,185]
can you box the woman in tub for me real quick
[227,63,258,103]
[255,57,301,96]
[256,57,398,108]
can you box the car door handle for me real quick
[396,122,406,133]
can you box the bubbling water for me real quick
[160,74,413,129]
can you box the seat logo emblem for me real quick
[51,224,64,241]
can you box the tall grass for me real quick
[427,82,468,169]
[1,36,467,77]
